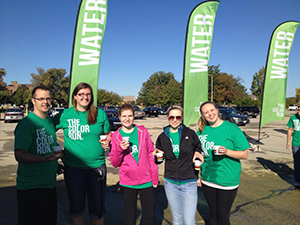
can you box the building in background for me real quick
[6,81,34,95]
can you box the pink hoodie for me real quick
[109,125,159,186]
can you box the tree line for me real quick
[1,65,298,109]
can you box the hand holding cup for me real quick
[120,137,130,150]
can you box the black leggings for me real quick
[202,183,238,225]
[121,186,155,225]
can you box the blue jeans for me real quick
[292,146,300,184]
[164,179,198,225]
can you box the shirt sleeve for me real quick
[232,126,250,151]
[14,119,34,151]
[98,109,111,133]
[287,116,294,128]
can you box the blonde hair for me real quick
[167,105,183,116]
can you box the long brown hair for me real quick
[198,101,219,133]
[72,82,98,125]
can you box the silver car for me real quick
[134,107,145,119]
[4,108,24,123]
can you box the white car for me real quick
[50,108,65,117]
[288,104,298,111]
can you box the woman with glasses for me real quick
[153,105,203,225]
[198,101,249,225]
[57,82,110,225]
[109,103,158,225]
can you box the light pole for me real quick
[208,74,213,102]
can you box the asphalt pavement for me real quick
[0,111,300,225]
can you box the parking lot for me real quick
[0,111,300,224]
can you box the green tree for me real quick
[213,72,248,105]
[137,71,181,106]
[250,67,265,104]
[10,86,32,106]
[0,90,9,104]
[0,68,7,90]
[97,89,122,106]
[31,67,69,106]
[295,87,300,103]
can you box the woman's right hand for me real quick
[152,148,163,157]
[120,140,130,150]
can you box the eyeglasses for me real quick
[77,93,92,98]
[34,97,52,102]
[168,116,182,121]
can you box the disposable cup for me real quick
[213,145,221,155]
[100,135,107,143]
[53,146,62,157]
[156,152,164,162]
[122,136,130,143]
[194,159,202,170]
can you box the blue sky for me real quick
[1,0,300,98]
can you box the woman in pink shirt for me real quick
[109,104,158,225]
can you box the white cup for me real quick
[194,159,202,170]
[100,135,107,143]
[156,152,164,162]
[53,146,62,157]
[213,145,221,155]
[122,136,130,143]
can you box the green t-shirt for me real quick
[197,121,250,186]
[119,126,152,188]
[120,126,139,163]
[287,114,300,146]
[14,112,58,190]
[57,107,110,169]
[169,128,180,158]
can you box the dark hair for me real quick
[32,85,51,98]
[119,103,135,117]
[72,82,97,125]
[198,101,219,133]
[167,105,183,116]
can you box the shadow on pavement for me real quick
[273,129,287,135]
[0,179,209,225]
[256,157,294,185]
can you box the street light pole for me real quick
[208,74,213,102]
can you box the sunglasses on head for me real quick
[168,116,182,120]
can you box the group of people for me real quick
[14,82,253,225]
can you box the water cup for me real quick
[194,159,202,171]
[100,135,107,143]
[156,152,164,162]
[213,145,221,155]
[122,136,130,143]
[53,146,62,157]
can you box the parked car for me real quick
[105,105,117,110]
[134,107,145,119]
[157,108,167,115]
[234,106,260,118]
[4,108,24,123]
[218,108,250,126]
[105,110,121,131]
[288,104,298,111]
[143,107,159,117]
[50,108,65,117]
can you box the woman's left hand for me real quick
[197,178,202,187]
[153,184,158,188]
[101,140,110,150]
[193,151,204,163]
